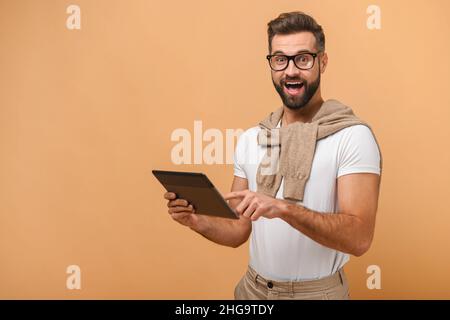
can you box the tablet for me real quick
[152,170,239,220]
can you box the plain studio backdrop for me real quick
[1,0,450,299]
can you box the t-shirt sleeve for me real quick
[337,125,381,178]
[233,131,247,179]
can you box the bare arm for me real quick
[165,176,252,248]
[280,173,380,256]
[225,172,380,256]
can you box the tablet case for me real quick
[152,170,239,219]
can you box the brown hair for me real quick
[267,11,325,53]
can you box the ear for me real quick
[319,52,328,73]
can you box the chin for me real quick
[283,97,308,110]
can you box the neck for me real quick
[282,94,324,127]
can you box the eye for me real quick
[295,54,313,66]
[274,56,287,63]
[298,55,308,62]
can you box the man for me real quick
[163,11,382,300]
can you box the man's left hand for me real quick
[224,190,287,221]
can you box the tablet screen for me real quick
[153,170,239,219]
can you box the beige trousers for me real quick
[234,265,350,300]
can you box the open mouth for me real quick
[283,81,305,96]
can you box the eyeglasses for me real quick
[266,52,320,71]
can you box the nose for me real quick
[284,59,301,77]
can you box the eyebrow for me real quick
[271,49,312,55]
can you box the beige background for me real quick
[1,0,449,299]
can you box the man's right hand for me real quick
[164,192,208,231]
[162,176,251,248]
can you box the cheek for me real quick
[302,69,318,83]
[271,71,282,83]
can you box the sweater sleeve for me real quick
[337,125,381,178]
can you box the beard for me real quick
[272,72,321,110]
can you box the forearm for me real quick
[191,216,251,248]
[280,202,372,256]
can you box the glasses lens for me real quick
[270,55,288,70]
[295,54,314,69]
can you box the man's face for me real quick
[269,32,327,110]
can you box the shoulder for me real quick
[236,126,260,145]
[336,124,382,176]
[335,124,379,148]
[338,124,375,138]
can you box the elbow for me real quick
[351,239,372,257]
[229,225,251,248]
[230,238,246,248]
[229,233,250,248]
[352,247,368,257]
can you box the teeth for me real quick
[286,82,302,85]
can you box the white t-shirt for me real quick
[233,121,381,281]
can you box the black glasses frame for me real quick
[266,52,320,71]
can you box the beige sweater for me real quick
[256,99,383,201]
